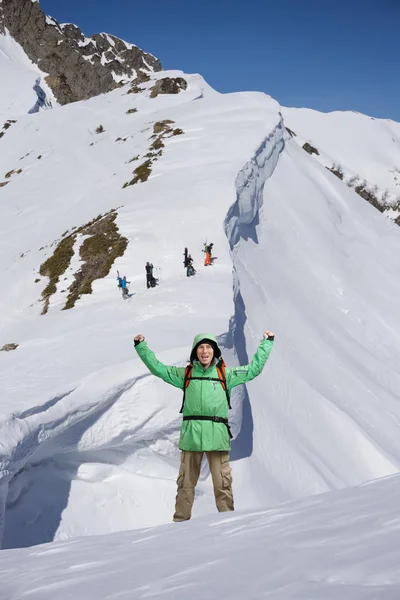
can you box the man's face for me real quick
[196,343,214,369]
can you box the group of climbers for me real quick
[117,241,215,298]
[117,263,158,298]
[183,240,214,277]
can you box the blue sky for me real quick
[40,0,400,121]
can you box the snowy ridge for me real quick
[225,116,285,248]
[283,107,400,211]
[230,136,400,507]
[223,118,286,459]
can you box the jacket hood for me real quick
[190,333,221,362]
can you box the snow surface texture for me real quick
[283,106,400,204]
[1,50,400,561]
[0,32,55,117]
[1,474,400,599]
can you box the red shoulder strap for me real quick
[216,361,227,391]
[180,364,193,413]
[184,364,193,389]
[216,359,231,409]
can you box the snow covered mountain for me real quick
[1,4,400,595]
[283,107,400,221]
[0,0,161,106]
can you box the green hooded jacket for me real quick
[135,333,274,452]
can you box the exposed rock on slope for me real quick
[283,106,400,221]
[0,0,162,104]
[149,77,188,98]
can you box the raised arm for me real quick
[226,331,274,389]
[134,334,185,388]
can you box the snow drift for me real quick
[1,473,400,599]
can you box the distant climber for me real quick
[121,275,130,299]
[203,242,213,266]
[184,248,195,275]
[133,329,275,522]
[145,262,157,288]
[116,270,123,289]
[186,254,196,277]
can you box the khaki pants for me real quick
[173,451,234,522]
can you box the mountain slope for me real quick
[283,106,400,212]
[1,473,400,599]
[231,136,400,504]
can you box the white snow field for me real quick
[1,474,400,599]
[283,106,400,201]
[1,26,400,596]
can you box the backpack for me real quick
[179,359,231,413]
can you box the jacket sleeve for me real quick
[226,338,274,390]
[135,341,185,388]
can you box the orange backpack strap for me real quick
[180,361,231,414]
[216,360,231,409]
[180,364,193,413]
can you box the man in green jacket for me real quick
[133,330,274,522]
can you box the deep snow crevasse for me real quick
[223,117,285,456]
[224,117,285,251]
[0,374,145,548]
[0,375,145,481]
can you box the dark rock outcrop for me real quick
[302,142,319,156]
[0,0,162,104]
[0,343,18,351]
[149,77,187,98]
[0,119,17,139]
[327,167,344,180]
[354,185,386,213]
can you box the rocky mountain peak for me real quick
[0,0,162,104]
